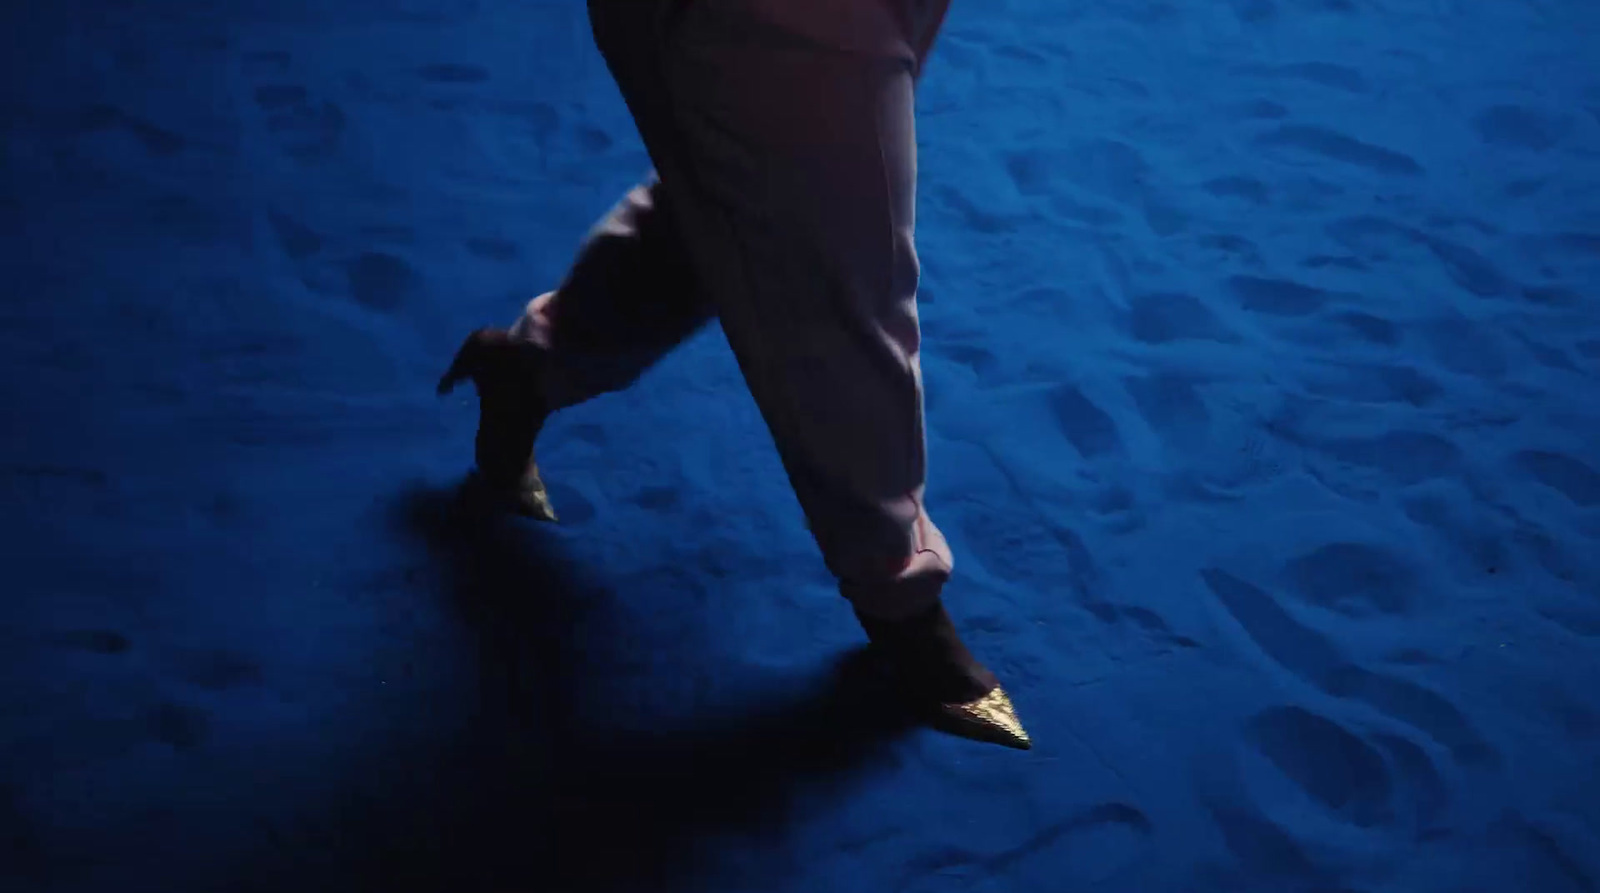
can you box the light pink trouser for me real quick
[509,0,953,620]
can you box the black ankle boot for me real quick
[855,601,997,703]
[438,328,558,521]
[855,601,1031,750]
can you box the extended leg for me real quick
[588,0,1028,747]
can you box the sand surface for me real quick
[2,1,1598,891]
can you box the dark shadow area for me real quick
[251,482,918,893]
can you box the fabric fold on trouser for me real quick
[509,0,955,621]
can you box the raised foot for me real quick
[440,328,556,521]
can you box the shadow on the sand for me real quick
[325,482,918,893]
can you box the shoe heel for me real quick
[437,332,486,395]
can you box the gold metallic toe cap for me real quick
[936,686,1032,750]
[515,483,558,522]
[515,464,558,522]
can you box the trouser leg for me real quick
[508,175,712,412]
[587,0,953,622]
[574,2,1032,744]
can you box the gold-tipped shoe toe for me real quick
[514,478,559,523]
[463,467,559,523]
[933,686,1032,750]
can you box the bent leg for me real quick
[510,175,712,412]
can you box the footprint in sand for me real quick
[1401,483,1509,577]
[1201,568,1499,767]
[1371,733,1451,838]
[344,251,419,313]
[959,498,1097,602]
[1056,138,1154,206]
[1513,450,1600,508]
[1244,705,1395,828]
[991,42,1055,68]
[1281,541,1419,618]
[935,341,1002,380]
[1227,0,1278,24]
[1254,125,1424,178]
[147,701,210,751]
[1158,395,1297,501]
[266,208,323,260]
[898,802,1154,891]
[1234,60,1371,95]
[485,98,562,162]
[1272,62,1369,95]
[1536,602,1600,639]
[243,54,346,164]
[1327,311,1401,347]
[1106,604,1203,650]
[930,183,1021,235]
[1511,329,1581,373]
[1126,370,1213,453]
[1048,384,1125,460]
[1324,214,1410,259]
[1485,812,1598,893]
[1120,292,1241,345]
[70,103,188,158]
[1419,234,1514,298]
[1520,285,1584,308]
[1511,522,1589,587]
[958,466,1194,648]
[1230,98,1291,120]
[627,484,681,513]
[1301,254,1366,272]
[1140,197,1189,236]
[1227,274,1333,318]
[1003,148,1061,198]
[1297,362,1443,408]
[1304,428,1465,489]
[1196,233,1265,267]
[44,629,133,655]
[1046,194,1124,226]
[1536,687,1600,741]
[1514,232,1600,295]
[1327,215,1514,302]
[1473,104,1572,152]
[168,648,263,692]
[1199,799,1329,888]
[1202,176,1271,205]
[1506,177,1547,197]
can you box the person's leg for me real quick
[508,175,710,411]
[588,0,1028,746]
[440,174,710,518]
[440,6,722,518]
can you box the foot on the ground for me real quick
[438,328,558,522]
[855,601,1032,750]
